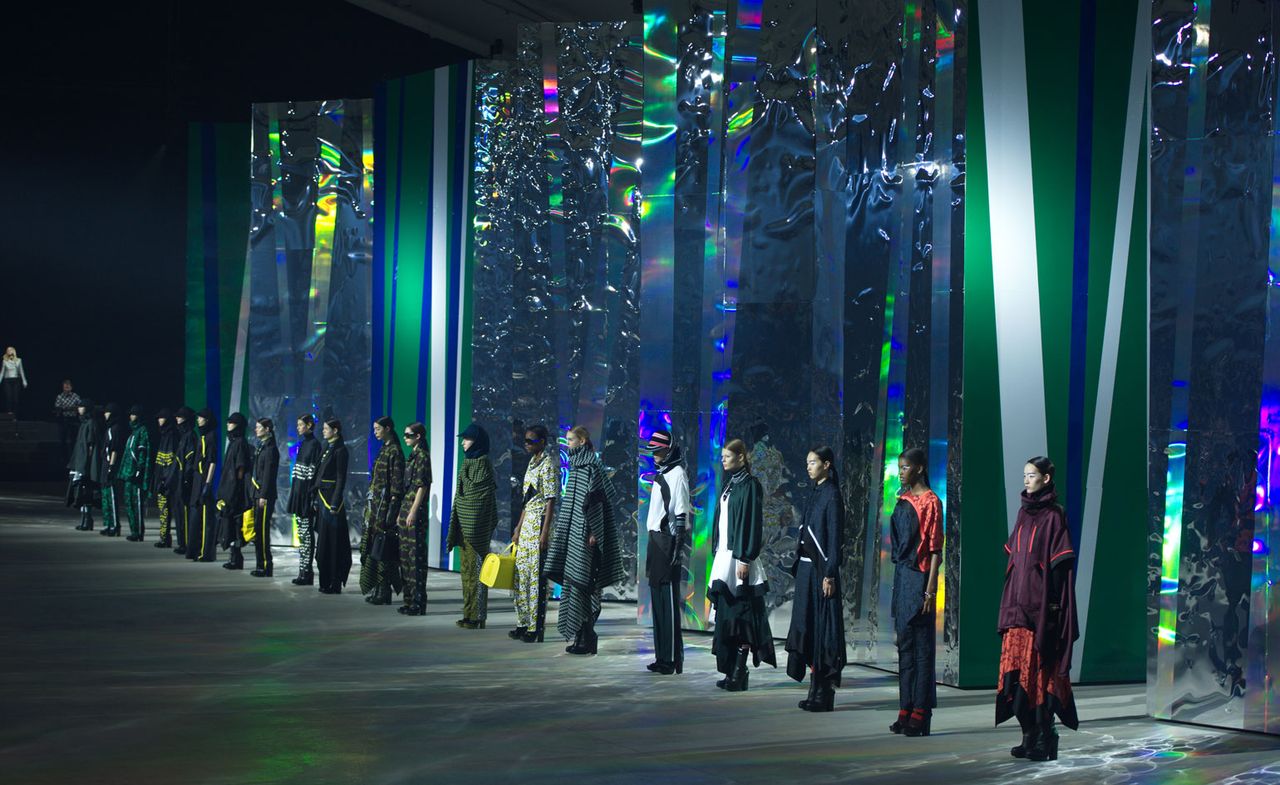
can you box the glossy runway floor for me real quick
[4,494,1280,785]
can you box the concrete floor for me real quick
[3,494,1280,785]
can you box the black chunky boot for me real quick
[292,571,314,586]
[726,649,750,692]
[1027,718,1058,761]
[1011,715,1036,758]
[798,673,820,710]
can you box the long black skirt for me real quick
[316,507,352,591]
[784,561,846,685]
[709,580,777,675]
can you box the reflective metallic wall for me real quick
[1149,0,1278,732]
[638,0,965,681]
[468,23,644,598]
[245,100,375,546]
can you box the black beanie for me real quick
[227,412,248,430]
[196,408,215,422]
[129,404,145,418]
[175,406,195,420]
[157,408,173,420]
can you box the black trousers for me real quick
[170,492,187,549]
[218,509,243,566]
[1,378,20,414]
[253,505,273,570]
[651,580,684,669]
[897,612,938,710]
[187,499,217,561]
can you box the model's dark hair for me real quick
[375,416,401,448]
[404,422,427,445]
[297,414,315,427]
[526,423,549,443]
[256,418,274,432]
[899,447,931,488]
[1026,455,1055,482]
[809,445,839,487]
[324,417,342,434]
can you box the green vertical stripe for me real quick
[1023,0,1079,468]
[1082,102,1148,682]
[185,124,206,407]
[391,72,435,433]
[959,0,1009,688]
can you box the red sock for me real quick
[910,709,928,720]
[898,709,910,722]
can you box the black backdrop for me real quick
[0,1,468,452]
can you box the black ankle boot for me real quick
[1011,726,1036,758]
[1027,723,1058,761]
[903,709,931,736]
[292,572,314,586]
[154,538,171,548]
[508,626,528,640]
[726,649,750,692]
[809,676,835,712]
[890,709,911,734]
[798,674,821,710]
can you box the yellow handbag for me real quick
[479,542,516,590]
[241,507,257,543]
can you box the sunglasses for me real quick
[404,432,417,439]
[524,437,541,444]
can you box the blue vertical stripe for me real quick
[1066,0,1097,551]
[372,81,388,436]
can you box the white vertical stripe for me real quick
[1074,1,1150,675]
[429,67,452,569]
[449,63,475,573]
[979,1,1049,533]
[228,246,253,417]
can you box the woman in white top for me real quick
[708,438,776,691]
[2,346,27,415]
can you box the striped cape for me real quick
[544,448,627,637]
[446,456,497,553]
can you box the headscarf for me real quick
[227,412,248,432]
[459,422,490,459]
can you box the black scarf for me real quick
[460,422,489,459]
[656,444,684,472]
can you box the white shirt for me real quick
[645,464,690,533]
[708,483,766,590]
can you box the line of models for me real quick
[65,406,1077,764]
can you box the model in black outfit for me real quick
[173,407,197,555]
[784,446,846,712]
[249,418,280,577]
[314,418,351,594]
[218,412,253,570]
[67,399,101,531]
[289,415,323,585]
[188,409,220,562]
[98,402,127,537]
